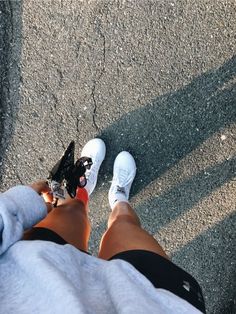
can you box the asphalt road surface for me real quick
[0,1,235,313]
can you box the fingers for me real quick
[30,180,53,202]
[30,180,51,194]
[42,191,53,203]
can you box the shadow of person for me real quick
[99,55,236,195]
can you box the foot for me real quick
[109,151,136,209]
[80,138,106,195]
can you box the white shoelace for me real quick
[113,169,134,187]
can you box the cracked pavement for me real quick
[0,1,236,313]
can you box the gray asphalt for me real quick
[0,1,236,313]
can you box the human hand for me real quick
[30,180,53,213]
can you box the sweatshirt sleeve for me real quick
[0,185,47,255]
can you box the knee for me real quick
[108,213,141,229]
[57,199,88,217]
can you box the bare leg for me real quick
[24,138,106,251]
[29,199,91,251]
[99,202,169,260]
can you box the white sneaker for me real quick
[80,138,106,195]
[109,151,136,209]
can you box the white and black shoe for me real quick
[80,138,106,195]
[109,151,136,209]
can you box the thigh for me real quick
[30,199,90,251]
[99,215,169,260]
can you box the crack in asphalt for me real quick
[76,115,80,134]
[91,30,106,131]
[49,94,66,150]
[54,111,66,150]
[15,171,23,184]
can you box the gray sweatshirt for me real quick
[0,186,201,313]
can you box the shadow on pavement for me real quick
[0,0,22,182]
[135,157,236,230]
[99,56,236,195]
[173,212,236,314]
